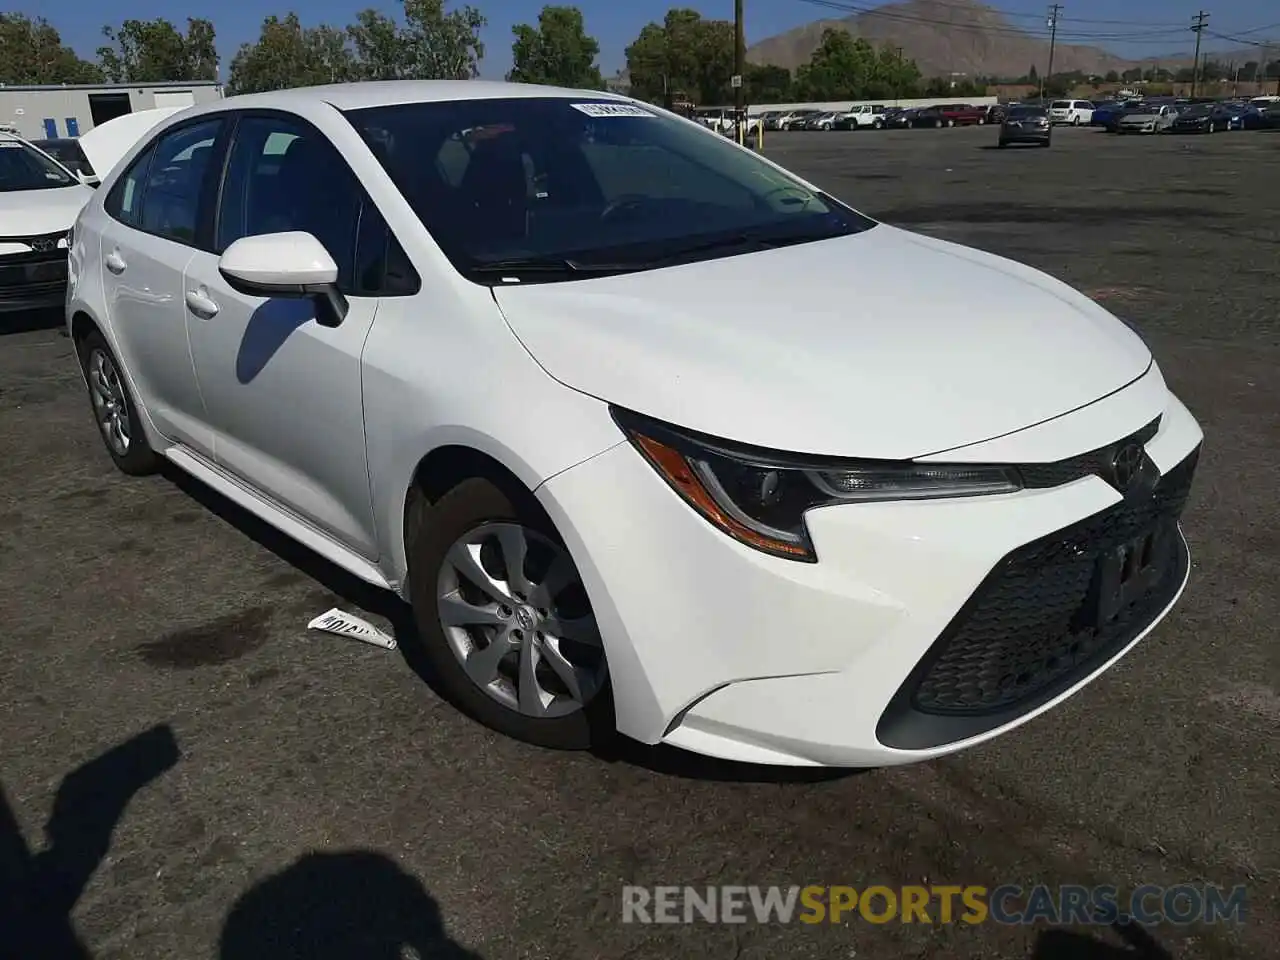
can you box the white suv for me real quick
[67,81,1203,767]
[1048,100,1095,125]
[845,104,889,129]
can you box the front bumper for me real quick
[0,255,68,314]
[539,372,1203,767]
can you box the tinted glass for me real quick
[0,138,77,192]
[1008,107,1046,119]
[346,97,874,284]
[105,145,156,226]
[216,114,413,296]
[138,119,222,245]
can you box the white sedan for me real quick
[0,133,93,312]
[66,81,1203,767]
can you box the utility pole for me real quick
[1042,4,1062,101]
[1190,10,1209,98]
[734,0,745,145]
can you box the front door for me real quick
[183,112,385,557]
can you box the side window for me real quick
[105,145,156,227]
[137,119,222,245]
[217,113,416,296]
[217,115,359,290]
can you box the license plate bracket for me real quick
[1084,523,1170,628]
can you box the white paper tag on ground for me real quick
[308,608,397,650]
[570,102,655,118]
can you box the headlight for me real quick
[612,408,1022,562]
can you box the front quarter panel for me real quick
[360,286,624,593]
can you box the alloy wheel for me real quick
[436,522,606,719]
[87,348,131,456]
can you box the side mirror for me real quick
[218,231,349,328]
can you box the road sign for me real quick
[731,75,743,88]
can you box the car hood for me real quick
[492,225,1151,459]
[0,184,92,238]
[78,107,184,181]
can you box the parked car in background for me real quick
[1170,103,1238,134]
[883,107,917,128]
[833,104,889,129]
[66,81,1205,767]
[808,111,841,131]
[1090,102,1126,127]
[912,104,988,128]
[777,109,819,130]
[985,103,1009,124]
[1116,103,1178,134]
[998,105,1051,148]
[32,138,100,187]
[758,110,784,130]
[1048,99,1095,125]
[0,132,93,313]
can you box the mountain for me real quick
[747,0,1196,79]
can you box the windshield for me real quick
[0,139,77,192]
[345,97,875,284]
[1182,105,1212,117]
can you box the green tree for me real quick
[0,14,102,84]
[347,9,412,79]
[745,63,791,103]
[398,0,486,80]
[624,9,734,105]
[227,13,356,95]
[1104,69,1119,82]
[794,29,878,100]
[98,17,218,83]
[508,6,601,88]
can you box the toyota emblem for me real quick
[1110,443,1145,492]
[30,238,55,253]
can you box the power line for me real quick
[882,0,1187,28]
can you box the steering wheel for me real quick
[599,194,650,222]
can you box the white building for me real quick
[0,81,223,141]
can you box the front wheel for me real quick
[978,116,985,125]
[1207,122,1216,134]
[407,478,613,750]
[76,330,159,476]
[873,119,883,129]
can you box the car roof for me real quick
[217,80,629,114]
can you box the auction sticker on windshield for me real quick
[571,103,656,118]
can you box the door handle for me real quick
[104,251,127,275]
[185,289,220,319]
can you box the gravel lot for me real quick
[2,124,1277,960]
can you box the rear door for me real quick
[181,110,410,556]
[98,116,226,454]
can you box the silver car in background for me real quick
[1117,104,1178,134]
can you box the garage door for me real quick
[153,91,195,109]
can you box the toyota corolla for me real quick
[65,81,1202,767]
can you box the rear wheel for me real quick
[407,478,613,750]
[76,330,159,476]
[1207,121,1216,133]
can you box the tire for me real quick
[873,119,883,130]
[978,116,985,125]
[1207,122,1216,134]
[998,140,1008,148]
[1072,116,1080,126]
[76,329,159,476]
[406,477,613,750]
[946,118,955,128]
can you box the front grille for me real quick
[1018,417,1161,489]
[0,231,67,265]
[0,278,65,303]
[0,254,67,302]
[878,446,1199,751]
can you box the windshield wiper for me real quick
[469,257,643,280]
[653,225,854,264]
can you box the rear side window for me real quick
[136,119,222,245]
[105,145,156,226]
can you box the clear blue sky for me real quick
[22,0,1280,79]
